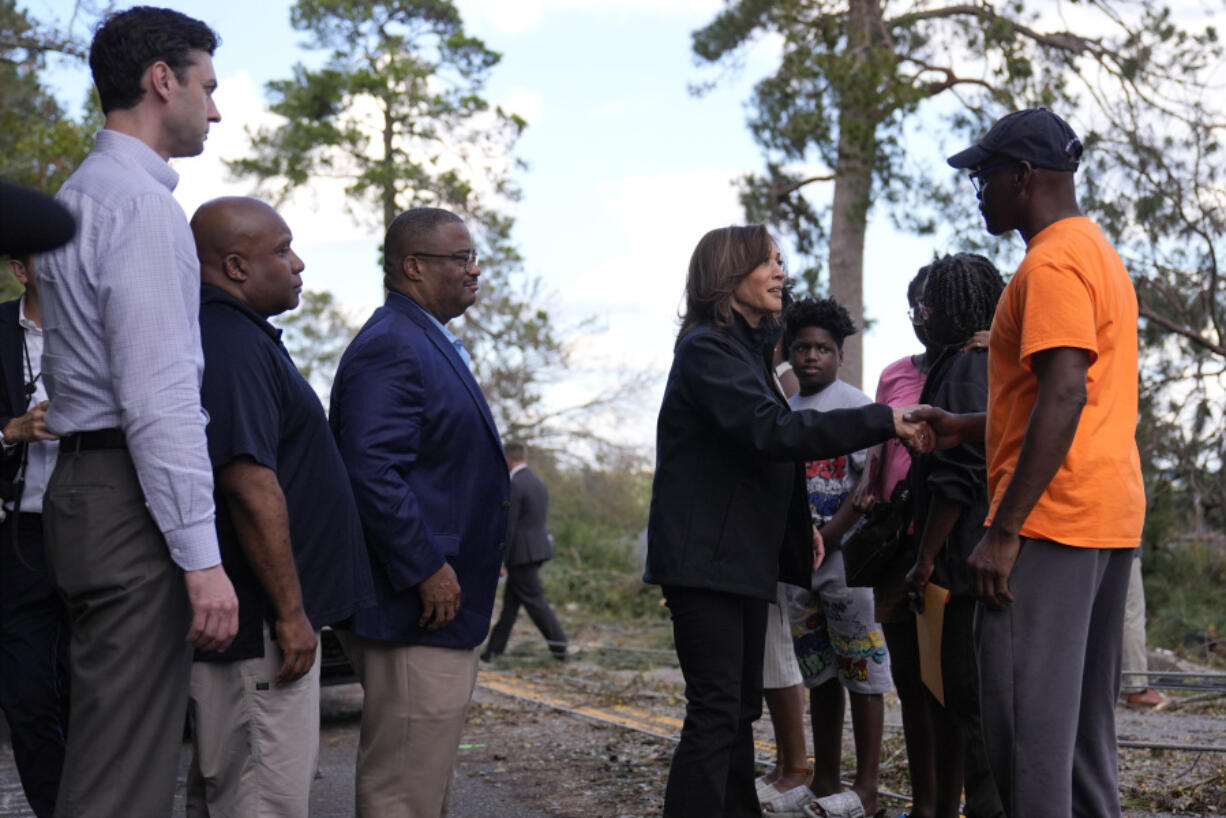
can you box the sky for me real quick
[28,0,1014,450]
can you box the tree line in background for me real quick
[695,1,1226,541]
[1,0,660,625]
[2,0,647,460]
[3,0,1225,649]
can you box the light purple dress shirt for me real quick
[38,129,220,572]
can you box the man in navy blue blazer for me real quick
[330,206,509,817]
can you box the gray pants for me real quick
[975,539,1133,818]
[43,447,192,818]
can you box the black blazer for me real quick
[505,466,552,566]
[0,299,29,491]
[644,312,896,602]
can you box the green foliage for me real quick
[534,456,664,622]
[1143,542,1226,664]
[228,0,523,233]
[691,0,1218,383]
[232,0,591,447]
[1076,42,1226,539]
[0,0,98,192]
[0,266,22,302]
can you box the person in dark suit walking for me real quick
[482,442,567,662]
[0,256,67,818]
[331,206,509,817]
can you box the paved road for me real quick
[0,683,548,818]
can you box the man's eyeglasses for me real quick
[968,162,1013,195]
[409,249,479,273]
[908,301,933,325]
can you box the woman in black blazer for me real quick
[644,225,928,818]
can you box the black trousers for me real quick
[0,512,68,818]
[485,561,567,659]
[662,586,767,818]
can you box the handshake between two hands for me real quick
[891,405,960,454]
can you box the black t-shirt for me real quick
[197,285,373,661]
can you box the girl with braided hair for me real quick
[904,252,1006,818]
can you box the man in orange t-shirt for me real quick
[916,108,1143,818]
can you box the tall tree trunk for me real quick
[827,0,882,389]
[828,124,873,389]
[382,100,396,233]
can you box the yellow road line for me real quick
[477,670,776,755]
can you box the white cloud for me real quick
[461,0,545,34]
[168,70,386,303]
[557,168,745,373]
[500,86,546,126]
[171,70,377,246]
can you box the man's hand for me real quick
[968,528,1023,610]
[812,526,825,572]
[419,562,461,630]
[904,556,935,613]
[893,405,934,454]
[3,401,58,443]
[903,406,981,450]
[274,611,318,685]
[184,564,239,652]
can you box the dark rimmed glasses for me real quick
[409,249,479,273]
[968,161,1014,195]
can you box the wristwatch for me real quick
[0,427,16,452]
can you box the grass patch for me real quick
[1144,541,1226,664]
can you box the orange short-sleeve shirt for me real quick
[985,217,1144,548]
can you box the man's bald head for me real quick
[191,196,304,317]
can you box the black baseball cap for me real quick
[947,107,1083,173]
[0,180,76,257]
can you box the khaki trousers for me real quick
[339,634,479,818]
[186,625,322,818]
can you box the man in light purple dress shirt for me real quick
[36,8,239,816]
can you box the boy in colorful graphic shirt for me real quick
[784,297,890,818]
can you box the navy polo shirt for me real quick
[197,285,374,661]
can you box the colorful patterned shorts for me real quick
[786,550,892,693]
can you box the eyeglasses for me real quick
[968,161,1013,194]
[908,301,933,325]
[409,249,479,273]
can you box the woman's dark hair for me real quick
[89,6,220,114]
[921,252,1005,347]
[907,267,928,307]
[783,297,858,351]
[677,225,775,347]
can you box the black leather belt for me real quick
[61,428,126,452]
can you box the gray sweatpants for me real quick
[974,539,1134,818]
